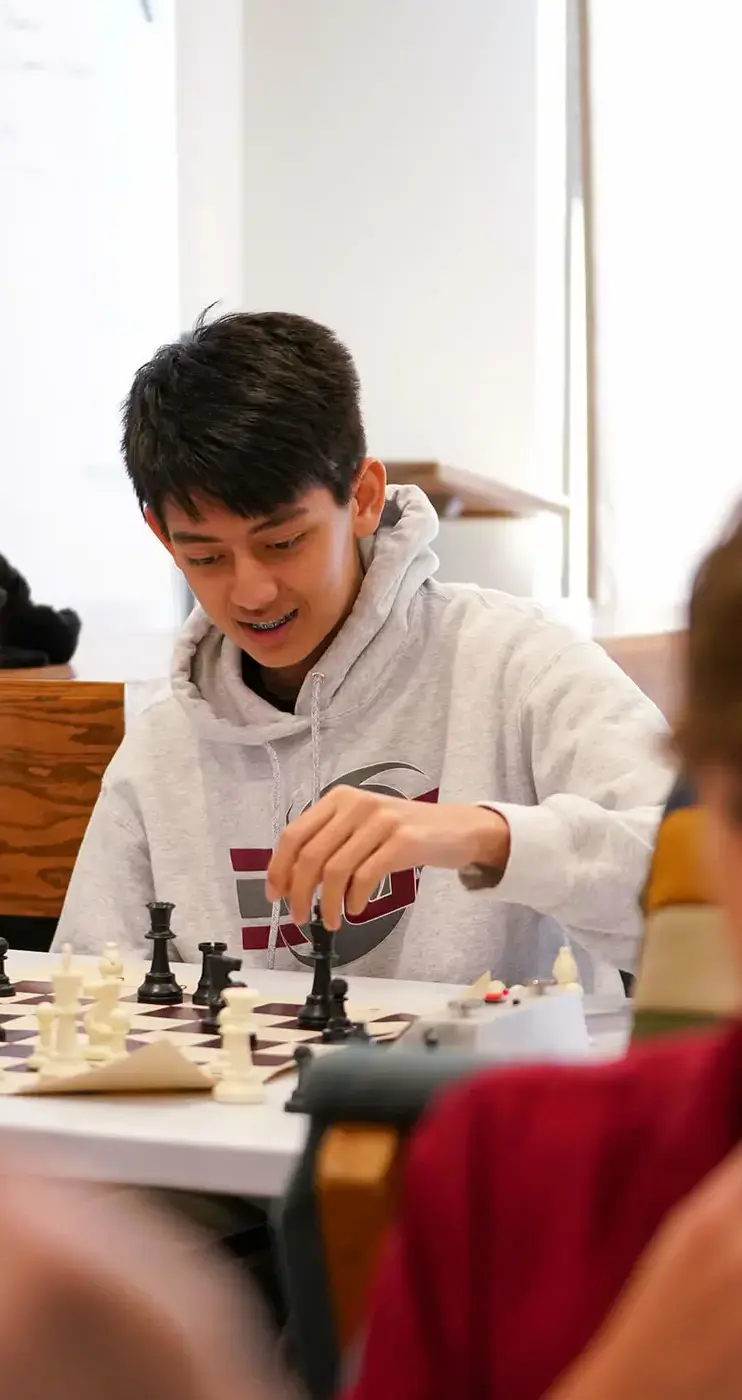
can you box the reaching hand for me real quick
[265,786,510,930]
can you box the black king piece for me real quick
[137,902,183,1005]
[297,913,337,1030]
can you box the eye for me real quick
[186,555,223,568]
[267,534,304,552]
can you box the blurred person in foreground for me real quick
[0,1163,291,1400]
[344,506,742,1400]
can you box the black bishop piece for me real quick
[137,902,183,1005]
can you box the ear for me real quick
[144,508,174,558]
[352,459,387,540]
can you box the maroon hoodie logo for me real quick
[231,762,438,965]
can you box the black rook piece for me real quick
[322,976,352,1043]
[297,915,337,1030]
[201,951,244,1034]
[284,1043,314,1114]
[0,937,15,998]
[193,940,228,1006]
[137,902,183,1005]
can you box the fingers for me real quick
[265,794,340,904]
[266,788,400,929]
[315,819,397,930]
[345,837,411,917]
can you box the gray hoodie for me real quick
[54,487,671,993]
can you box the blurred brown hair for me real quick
[675,507,742,779]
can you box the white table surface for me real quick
[0,953,631,1198]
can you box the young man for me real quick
[55,311,669,991]
[346,509,742,1400]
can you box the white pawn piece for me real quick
[552,944,581,988]
[99,941,124,982]
[27,1002,57,1071]
[107,1007,131,1058]
[212,988,265,1105]
[84,979,122,1061]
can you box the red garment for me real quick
[345,1024,742,1400]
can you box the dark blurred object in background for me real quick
[0,555,81,669]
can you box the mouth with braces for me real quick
[242,609,298,632]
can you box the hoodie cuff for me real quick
[463,801,569,913]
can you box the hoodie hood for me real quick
[169,484,439,747]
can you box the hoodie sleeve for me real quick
[480,640,673,972]
[51,782,154,958]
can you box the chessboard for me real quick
[0,978,417,1091]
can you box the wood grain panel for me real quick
[316,1123,403,1351]
[0,681,124,917]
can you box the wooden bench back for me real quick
[315,1123,404,1352]
[0,680,124,917]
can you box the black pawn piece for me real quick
[0,937,15,999]
[193,941,228,1006]
[284,1044,314,1114]
[297,915,336,1030]
[322,976,352,1043]
[201,951,244,1034]
[137,902,183,1005]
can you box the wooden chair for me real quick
[0,679,124,918]
[275,1048,490,1400]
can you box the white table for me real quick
[0,953,630,1198]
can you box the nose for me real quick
[230,553,280,614]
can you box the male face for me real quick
[149,460,386,684]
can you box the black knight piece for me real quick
[297,915,337,1030]
[137,902,183,1005]
[322,976,352,1043]
[193,940,228,1006]
[200,951,244,1034]
[0,937,15,998]
[284,1043,314,1114]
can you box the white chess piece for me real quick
[84,979,122,1061]
[27,1002,57,1071]
[212,988,265,1104]
[44,953,85,1077]
[552,945,581,988]
[99,941,124,982]
[107,1007,131,1058]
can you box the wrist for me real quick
[467,806,511,869]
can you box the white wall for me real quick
[591,0,742,634]
[176,0,246,326]
[0,0,180,632]
[173,0,568,597]
[241,0,546,491]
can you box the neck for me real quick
[260,554,363,701]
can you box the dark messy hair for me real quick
[122,310,367,528]
[675,507,742,777]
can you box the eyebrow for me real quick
[171,506,310,546]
